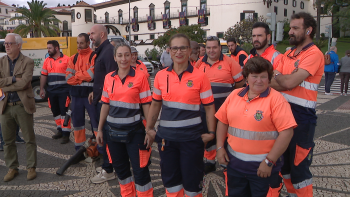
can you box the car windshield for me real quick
[138,56,147,62]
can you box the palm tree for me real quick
[10,0,61,37]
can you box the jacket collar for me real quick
[166,63,194,73]
[238,85,271,98]
[95,39,110,55]
[202,53,224,64]
[232,46,244,56]
[111,66,135,77]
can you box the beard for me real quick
[93,39,101,47]
[48,49,57,57]
[253,39,268,50]
[289,34,306,46]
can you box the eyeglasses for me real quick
[170,46,189,52]
[3,42,16,46]
[206,36,219,41]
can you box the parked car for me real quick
[139,56,154,76]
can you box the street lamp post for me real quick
[128,0,131,43]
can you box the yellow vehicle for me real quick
[200,39,231,56]
[0,37,78,102]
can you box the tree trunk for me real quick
[316,0,321,41]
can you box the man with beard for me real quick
[227,37,248,68]
[88,24,117,184]
[66,33,98,149]
[195,36,244,175]
[244,22,282,70]
[270,12,324,197]
[40,40,71,142]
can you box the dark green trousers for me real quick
[1,104,37,169]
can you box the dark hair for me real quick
[168,33,191,47]
[199,43,205,48]
[47,40,60,50]
[78,33,90,43]
[252,22,270,35]
[206,36,220,46]
[243,56,273,82]
[346,50,350,55]
[113,42,131,56]
[226,37,237,44]
[291,12,317,39]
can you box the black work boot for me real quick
[52,131,63,139]
[61,136,70,144]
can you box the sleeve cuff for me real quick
[202,101,214,106]
[152,98,162,102]
[141,102,152,105]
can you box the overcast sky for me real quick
[2,0,106,7]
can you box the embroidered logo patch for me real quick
[218,65,222,70]
[127,82,133,88]
[59,60,62,63]
[186,80,193,87]
[140,68,143,70]
[294,60,300,68]
[254,110,264,121]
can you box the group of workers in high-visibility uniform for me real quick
[39,11,322,197]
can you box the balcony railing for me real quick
[95,8,210,24]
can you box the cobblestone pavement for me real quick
[1,87,350,196]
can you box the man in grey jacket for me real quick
[160,46,173,68]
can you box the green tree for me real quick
[224,16,266,44]
[153,24,205,48]
[0,30,9,39]
[145,47,163,61]
[10,0,61,37]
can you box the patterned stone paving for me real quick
[0,90,350,196]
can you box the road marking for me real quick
[317,126,350,140]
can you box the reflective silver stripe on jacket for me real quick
[200,89,213,99]
[107,114,141,124]
[271,51,281,65]
[48,81,67,85]
[233,72,243,80]
[210,82,233,87]
[48,73,66,76]
[87,69,94,80]
[159,116,201,128]
[299,81,319,91]
[227,144,267,162]
[41,69,48,73]
[166,184,183,193]
[66,68,76,74]
[228,127,278,140]
[153,88,161,95]
[135,182,153,192]
[283,174,291,179]
[281,92,317,109]
[213,92,231,98]
[66,73,73,80]
[119,176,134,185]
[102,91,109,98]
[110,100,140,109]
[139,90,151,99]
[75,82,93,87]
[293,178,313,189]
[163,100,199,111]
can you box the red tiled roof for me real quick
[49,6,70,10]
[0,2,10,6]
[71,1,93,8]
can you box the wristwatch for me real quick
[265,159,273,167]
[274,73,281,80]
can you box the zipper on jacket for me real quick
[167,74,169,93]
[111,80,115,93]
[204,66,206,73]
